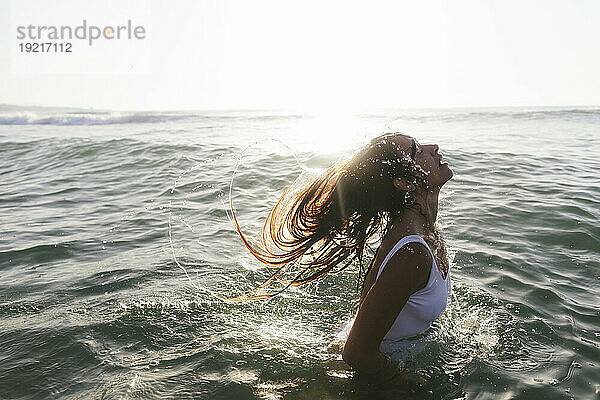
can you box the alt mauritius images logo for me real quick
[16,20,146,52]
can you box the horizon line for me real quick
[1,102,599,114]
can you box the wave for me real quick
[363,107,600,123]
[0,108,308,126]
[0,111,193,126]
[454,108,600,121]
[2,106,598,127]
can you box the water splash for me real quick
[167,137,319,301]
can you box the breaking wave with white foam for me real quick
[0,111,191,125]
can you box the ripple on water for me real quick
[391,280,566,398]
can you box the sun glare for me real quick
[285,110,369,156]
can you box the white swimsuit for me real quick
[376,234,451,340]
[335,234,451,342]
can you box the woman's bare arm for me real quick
[342,242,432,377]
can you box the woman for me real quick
[231,132,453,383]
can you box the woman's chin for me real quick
[439,164,454,185]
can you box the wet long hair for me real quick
[230,132,444,300]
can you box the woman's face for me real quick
[393,134,453,188]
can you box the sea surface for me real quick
[0,105,598,399]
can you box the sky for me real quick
[1,0,599,111]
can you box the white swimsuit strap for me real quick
[375,235,434,280]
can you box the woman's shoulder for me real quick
[381,234,433,266]
[377,239,432,284]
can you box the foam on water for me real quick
[0,111,193,125]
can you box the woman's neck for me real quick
[389,186,440,239]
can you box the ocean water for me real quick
[0,105,598,399]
